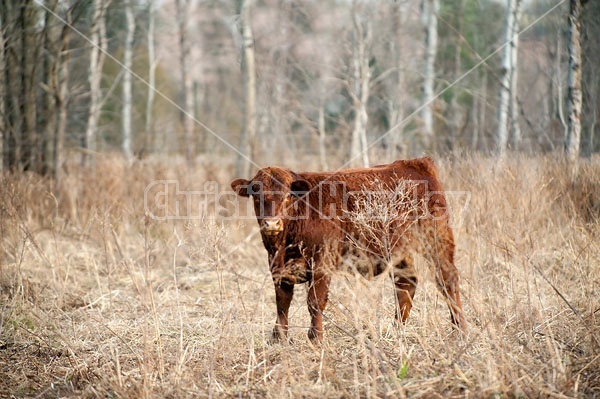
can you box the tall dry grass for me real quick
[0,154,598,398]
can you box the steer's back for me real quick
[292,157,452,260]
[298,157,447,218]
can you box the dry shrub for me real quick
[0,153,599,398]
[553,160,600,224]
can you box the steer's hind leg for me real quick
[272,282,294,342]
[307,273,331,342]
[392,257,418,324]
[429,233,467,330]
[435,262,466,330]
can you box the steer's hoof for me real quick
[268,334,284,345]
[451,321,469,335]
[269,328,290,345]
[307,328,323,343]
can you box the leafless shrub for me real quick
[341,181,425,274]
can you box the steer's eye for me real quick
[248,182,262,196]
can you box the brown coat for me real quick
[231,157,466,342]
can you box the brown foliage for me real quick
[0,154,598,397]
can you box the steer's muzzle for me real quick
[262,218,283,236]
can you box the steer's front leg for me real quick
[307,273,331,342]
[272,282,294,342]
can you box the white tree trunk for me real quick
[176,0,195,163]
[565,0,584,163]
[146,0,156,154]
[421,0,438,149]
[122,1,135,161]
[236,0,257,177]
[509,1,522,149]
[84,0,109,166]
[350,0,370,168]
[496,0,521,156]
[386,1,407,161]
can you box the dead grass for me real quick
[0,154,598,398]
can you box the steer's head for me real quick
[231,167,311,239]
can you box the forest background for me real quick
[1,0,599,173]
[0,0,599,397]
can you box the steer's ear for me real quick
[290,178,311,198]
[231,178,251,197]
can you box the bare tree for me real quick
[349,0,371,168]
[0,1,40,172]
[0,13,5,173]
[509,1,522,149]
[445,0,464,151]
[385,1,408,160]
[122,1,135,161]
[145,0,156,154]
[41,0,59,176]
[581,1,599,156]
[40,0,71,178]
[421,0,439,149]
[496,0,522,156]
[175,0,195,163]
[2,0,75,175]
[84,0,109,166]
[20,1,38,171]
[550,28,567,141]
[53,22,71,180]
[3,3,22,170]
[471,71,488,151]
[565,0,586,163]
[235,0,257,177]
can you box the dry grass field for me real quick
[1,154,599,398]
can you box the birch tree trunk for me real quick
[509,0,522,150]
[496,0,521,156]
[421,0,439,150]
[84,0,109,166]
[145,0,156,155]
[565,0,585,163]
[386,1,406,161]
[496,0,513,155]
[122,1,135,161]
[235,0,257,177]
[350,0,370,168]
[175,0,195,163]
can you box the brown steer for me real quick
[231,157,466,342]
